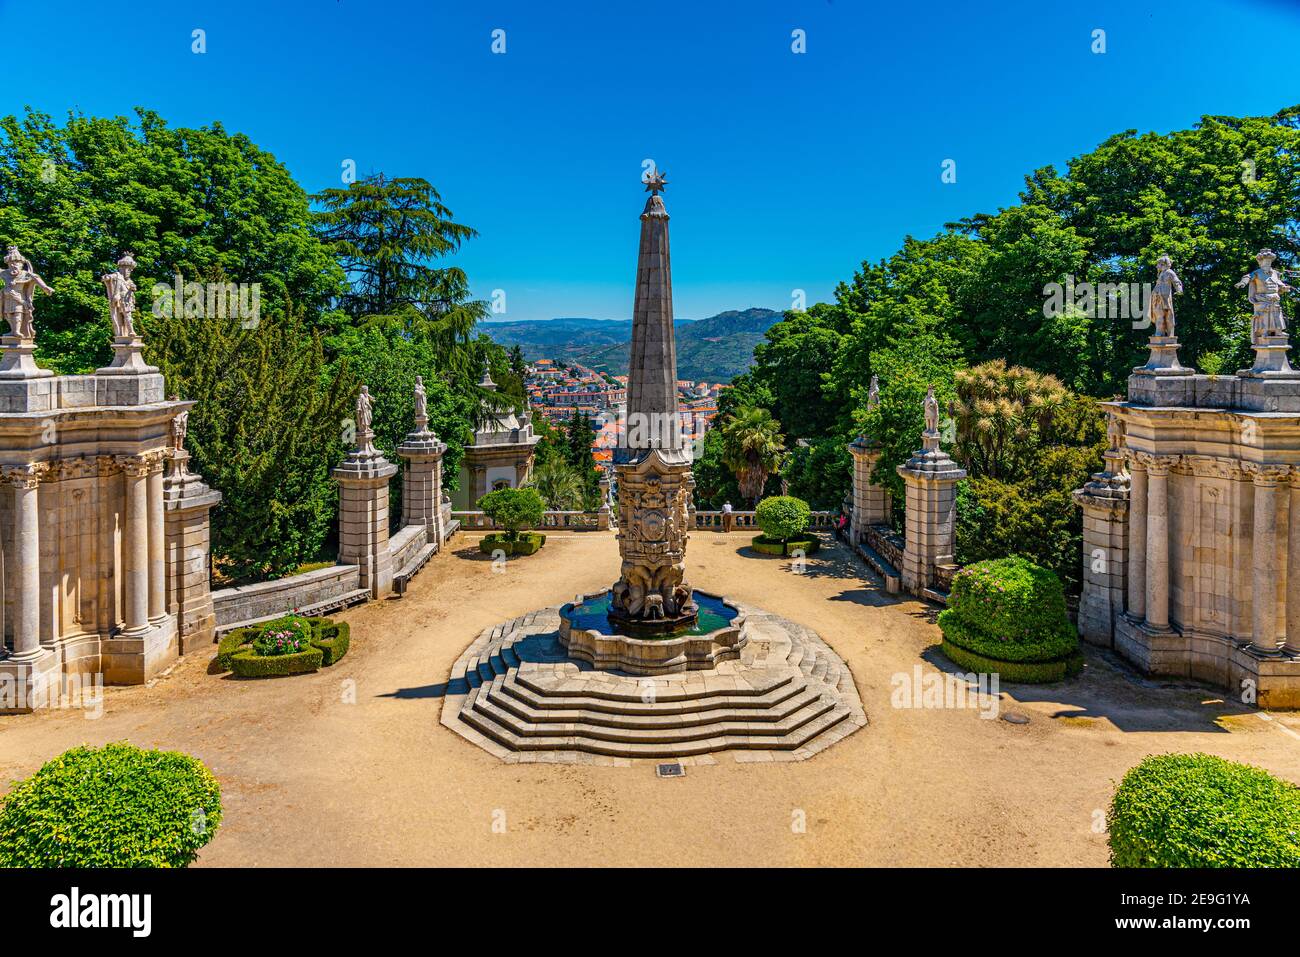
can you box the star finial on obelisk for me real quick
[643,168,668,195]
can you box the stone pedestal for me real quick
[97,336,158,376]
[1238,336,1300,378]
[163,451,222,654]
[1134,335,1193,376]
[0,335,51,380]
[848,435,890,545]
[396,421,447,549]
[333,438,398,599]
[1071,449,1130,647]
[896,432,966,595]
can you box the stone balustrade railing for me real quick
[452,509,609,531]
[691,511,837,530]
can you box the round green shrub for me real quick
[1109,753,1300,868]
[940,636,1082,683]
[948,556,1070,643]
[755,495,812,542]
[477,487,545,539]
[0,743,222,867]
[937,608,1077,662]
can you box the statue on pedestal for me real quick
[356,384,373,440]
[414,375,427,423]
[1237,249,1292,343]
[2,246,53,340]
[1147,255,1183,338]
[923,385,939,436]
[101,253,138,340]
[170,394,189,453]
[867,375,880,410]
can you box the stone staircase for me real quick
[440,606,866,764]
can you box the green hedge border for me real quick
[479,531,546,556]
[940,637,1083,684]
[749,535,821,556]
[938,609,1078,663]
[215,616,349,676]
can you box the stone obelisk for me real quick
[609,170,698,636]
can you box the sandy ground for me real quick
[3,530,1300,867]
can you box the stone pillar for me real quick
[896,432,966,595]
[147,457,167,622]
[1072,447,1130,647]
[396,421,447,549]
[1143,456,1176,631]
[1288,474,1300,655]
[848,435,890,546]
[5,465,45,657]
[163,452,222,654]
[333,419,398,600]
[1247,464,1288,652]
[1126,455,1148,622]
[121,456,151,636]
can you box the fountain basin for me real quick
[559,589,746,675]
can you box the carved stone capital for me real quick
[1182,454,1242,480]
[117,454,153,479]
[1,462,49,489]
[1134,452,1179,476]
[1243,462,1291,487]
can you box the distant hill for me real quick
[481,307,783,382]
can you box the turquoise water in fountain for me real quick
[566,591,737,639]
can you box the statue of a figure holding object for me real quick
[2,246,53,340]
[101,252,139,340]
[1147,255,1183,338]
[1237,249,1292,343]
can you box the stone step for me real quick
[459,697,855,759]
[468,684,837,746]
[511,670,793,705]
[486,680,829,730]
[496,671,808,716]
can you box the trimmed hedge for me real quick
[750,534,821,556]
[948,556,1069,643]
[479,531,546,556]
[941,637,1082,683]
[937,556,1080,683]
[308,618,350,666]
[230,644,323,677]
[1109,753,1300,868]
[0,743,222,867]
[215,615,349,676]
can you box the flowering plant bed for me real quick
[215,615,350,678]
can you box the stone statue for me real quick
[356,384,373,437]
[1,246,53,340]
[101,253,138,340]
[170,393,189,453]
[1147,255,1182,338]
[923,385,939,435]
[867,375,880,410]
[413,375,427,421]
[1106,411,1122,452]
[1236,249,1292,343]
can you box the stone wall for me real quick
[212,564,364,631]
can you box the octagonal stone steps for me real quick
[440,606,867,763]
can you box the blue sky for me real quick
[3,0,1299,320]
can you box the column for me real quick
[896,434,967,595]
[1249,465,1286,652]
[1288,474,1300,654]
[147,457,166,622]
[1144,456,1173,631]
[1126,456,1148,622]
[6,466,45,658]
[122,457,150,634]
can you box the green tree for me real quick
[312,173,488,378]
[719,406,787,506]
[147,310,353,582]
[0,108,344,372]
[952,360,1069,480]
[530,459,584,511]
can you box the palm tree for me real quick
[951,360,1067,479]
[719,406,787,506]
[530,459,584,511]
